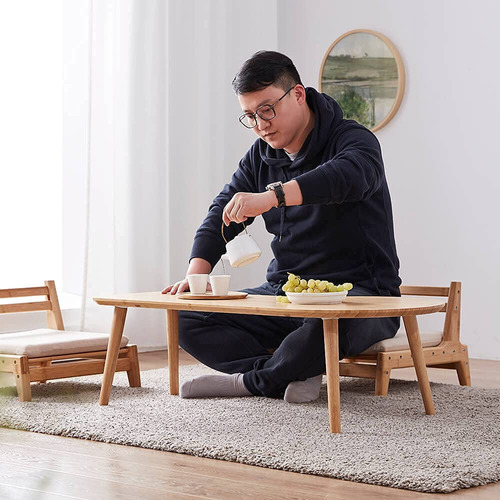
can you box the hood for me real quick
[258,87,344,170]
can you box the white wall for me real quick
[277,0,500,359]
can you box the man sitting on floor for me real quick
[162,50,402,403]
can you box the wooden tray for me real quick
[177,291,248,300]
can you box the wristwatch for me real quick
[266,181,286,208]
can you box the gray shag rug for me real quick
[0,364,499,493]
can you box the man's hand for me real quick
[223,191,276,226]
[162,279,189,295]
[161,257,212,295]
[162,279,212,295]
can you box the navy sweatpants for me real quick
[178,282,400,397]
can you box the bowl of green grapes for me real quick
[277,273,353,305]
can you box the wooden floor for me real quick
[0,351,499,499]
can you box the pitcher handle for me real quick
[221,221,248,244]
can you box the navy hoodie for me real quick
[190,88,401,296]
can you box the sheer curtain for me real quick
[64,0,169,347]
[63,0,277,349]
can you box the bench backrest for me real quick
[0,280,65,330]
[400,281,461,342]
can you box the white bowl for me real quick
[285,290,348,305]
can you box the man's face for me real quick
[238,85,302,151]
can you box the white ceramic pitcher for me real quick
[222,222,262,267]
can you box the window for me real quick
[0,1,63,290]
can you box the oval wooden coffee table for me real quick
[93,293,446,433]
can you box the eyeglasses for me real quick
[238,86,295,129]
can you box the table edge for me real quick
[92,296,446,318]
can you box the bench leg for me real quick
[15,373,32,402]
[375,366,391,396]
[126,345,141,387]
[455,358,471,386]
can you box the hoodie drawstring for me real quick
[279,206,285,242]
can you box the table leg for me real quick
[99,306,128,405]
[323,318,341,433]
[166,310,179,395]
[403,315,435,415]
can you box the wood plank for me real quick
[29,358,131,382]
[379,343,468,369]
[28,347,132,364]
[0,430,431,500]
[93,293,446,319]
[0,286,49,299]
[0,460,184,500]
[0,356,20,373]
[138,349,198,370]
[442,281,461,342]
[342,354,378,362]
[384,358,500,389]
[0,484,77,499]
[45,280,65,330]
[339,362,377,378]
[400,285,449,296]
[0,301,51,314]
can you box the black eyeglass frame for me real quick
[238,86,296,129]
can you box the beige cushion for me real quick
[362,328,443,354]
[0,329,129,357]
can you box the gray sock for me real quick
[180,373,252,398]
[284,375,323,403]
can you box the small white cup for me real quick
[187,274,209,294]
[225,233,262,267]
[209,275,231,296]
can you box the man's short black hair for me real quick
[232,51,303,95]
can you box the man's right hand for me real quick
[161,278,213,295]
[162,278,190,295]
[161,257,212,295]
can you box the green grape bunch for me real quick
[276,273,353,303]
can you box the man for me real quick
[162,51,401,403]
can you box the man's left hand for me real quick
[223,191,276,226]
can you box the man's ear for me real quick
[294,85,307,105]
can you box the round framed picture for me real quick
[319,29,405,132]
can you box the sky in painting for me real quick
[329,32,393,58]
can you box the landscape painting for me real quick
[320,32,401,130]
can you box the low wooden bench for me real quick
[340,282,470,395]
[0,280,141,401]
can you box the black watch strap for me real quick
[266,181,286,208]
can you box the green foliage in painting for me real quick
[336,86,375,129]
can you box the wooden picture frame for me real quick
[319,29,405,133]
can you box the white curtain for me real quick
[63,0,278,350]
[64,0,169,347]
